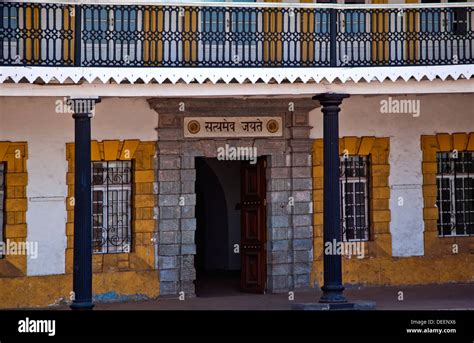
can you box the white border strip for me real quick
[1,78,473,97]
[0,65,472,85]
[3,0,474,9]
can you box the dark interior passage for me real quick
[195,158,242,297]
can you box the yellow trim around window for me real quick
[0,142,28,278]
[65,140,157,274]
[312,137,392,260]
[421,133,474,257]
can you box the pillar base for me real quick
[319,294,348,304]
[319,284,347,303]
[292,301,376,311]
[70,301,95,310]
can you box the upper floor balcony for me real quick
[1,0,473,67]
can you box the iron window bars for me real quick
[340,155,370,242]
[436,151,474,237]
[0,163,4,258]
[92,161,133,254]
[1,2,472,67]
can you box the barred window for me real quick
[436,151,474,237]
[340,155,370,242]
[92,161,133,254]
[0,163,5,257]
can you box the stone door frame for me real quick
[148,97,318,296]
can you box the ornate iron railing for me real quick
[1,1,473,67]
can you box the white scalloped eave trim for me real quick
[0,65,472,84]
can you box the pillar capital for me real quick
[69,97,101,118]
[313,93,349,111]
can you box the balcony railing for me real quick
[1,1,473,68]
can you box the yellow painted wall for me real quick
[0,142,28,278]
[65,140,157,275]
[0,270,159,309]
[312,137,392,285]
[0,140,160,309]
[311,137,474,286]
[421,133,474,261]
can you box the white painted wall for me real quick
[309,93,474,256]
[0,92,472,275]
[0,97,157,276]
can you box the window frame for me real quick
[91,160,133,254]
[436,151,474,237]
[339,154,371,242]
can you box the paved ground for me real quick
[82,283,474,311]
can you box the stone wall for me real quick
[148,98,318,295]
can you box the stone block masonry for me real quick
[149,98,318,295]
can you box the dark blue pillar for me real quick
[313,93,349,304]
[70,98,100,310]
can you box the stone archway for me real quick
[148,97,318,296]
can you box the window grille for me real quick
[92,161,133,253]
[340,155,370,242]
[436,151,474,237]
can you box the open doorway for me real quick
[194,156,268,297]
[195,158,242,297]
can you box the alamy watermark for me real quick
[0,239,38,259]
[380,97,420,117]
[217,144,258,164]
[18,317,55,336]
[324,239,365,259]
[55,97,97,116]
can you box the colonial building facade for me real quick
[0,0,473,308]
